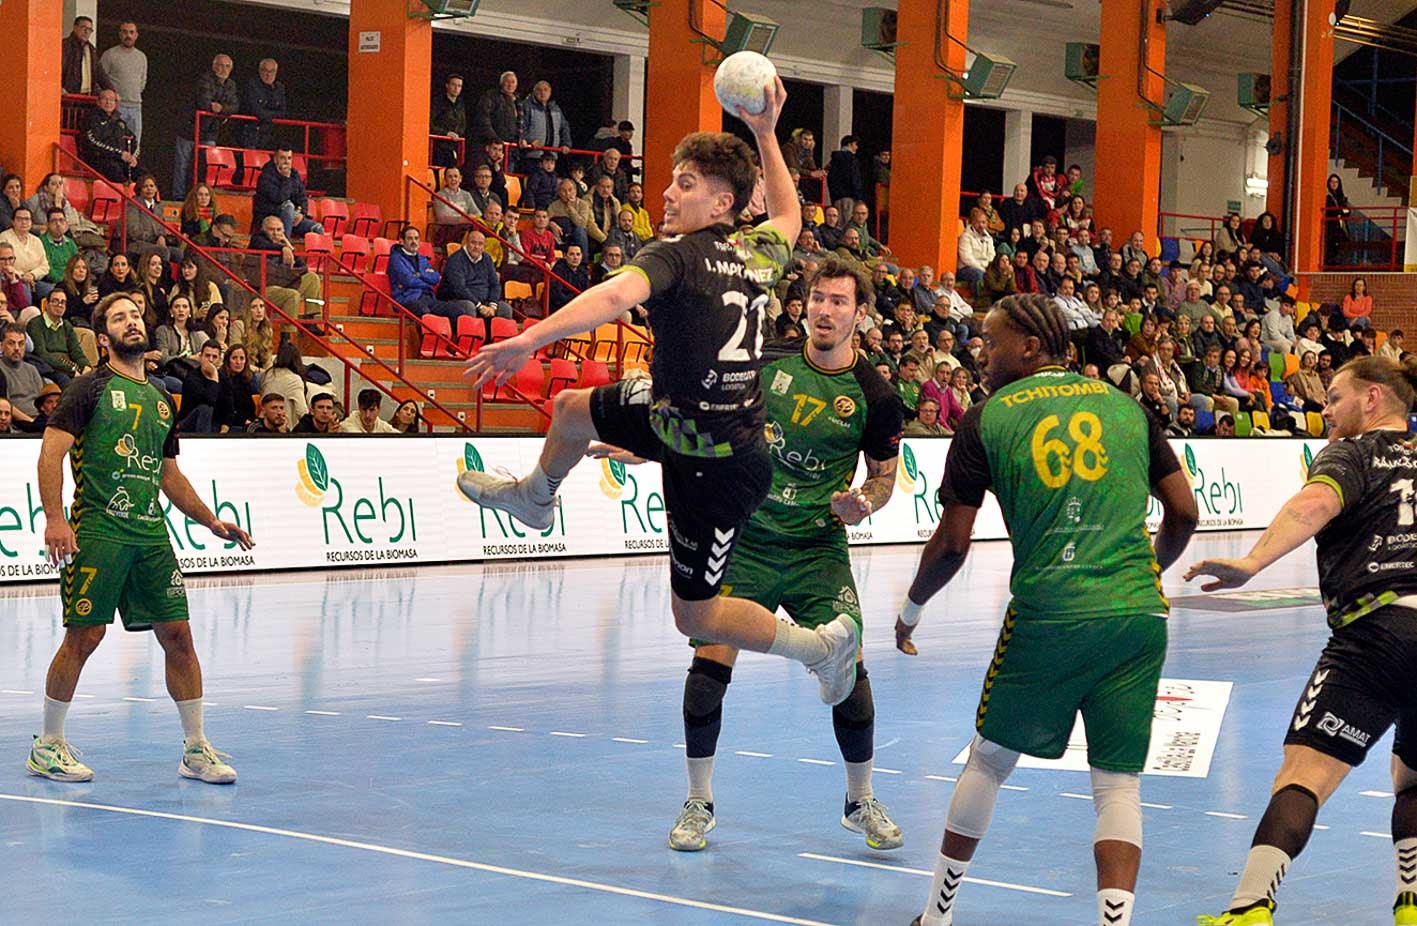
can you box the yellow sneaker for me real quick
[1395,891,1417,926]
[1197,900,1275,925]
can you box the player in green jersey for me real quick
[895,294,1198,926]
[649,257,905,852]
[27,293,253,785]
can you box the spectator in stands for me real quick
[977,251,1016,309]
[835,227,873,269]
[429,166,478,248]
[0,208,51,300]
[928,272,974,340]
[587,174,620,256]
[1061,195,1092,237]
[998,182,1041,237]
[192,304,229,355]
[1219,348,1255,411]
[1118,230,1147,267]
[1026,249,1057,298]
[519,80,572,170]
[1124,314,1159,364]
[386,225,462,320]
[437,227,509,323]
[478,201,512,266]
[123,174,184,268]
[1086,308,1129,381]
[1190,312,1225,360]
[1250,211,1286,274]
[1177,280,1221,327]
[587,148,630,204]
[903,397,949,436]
[827,135,865,221]
[247,393,287,433]
[507,207,556,284]
[465,165,501,220]
[135,252,173,325]
[154,294,199,377]
[1286,350,1327,413]
[0,324,42,427]
[27,174,102,247]
[176,184,217,239]
[430,74,467,169]
[60,254,99,326]
[521,151,560,212]
[956,209,994,285]
[621,183,654,242]
[25,382,63,432]
[1068,228,1097,276]
[973,191,1004,238]
[389,399,421,434]
[190,213,241,307]
[242,58,286,150]
[340,388,398,434]
[99,22,147,146]
[254,148,323,237]
[466,139,510,207]
[1029,156,1063,209]
[846,203,891,262]
[291,391,338,433]
[1341,276,1372,329]
[547,178,591,258]
[171,256,221,319]
[1216,212,1245,255]
[220,343,256,427]
[1234,260,1270,314]
[594,243,626,286]
[262,340,309,423]
[62,16,100,95]
[606,208,643,263]
[1137,370,1173,429]
[474,71,522,146]
[1324,173,1352,266]
[1261,295,1297,355]
[173,54,240,200]
[250,216,323,320]
[781,129,826,204]
[175,340,227,433]
[25,289,89,386]
[548,243,589,314]
[95,252,135,300]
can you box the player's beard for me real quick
[108,330,147,363]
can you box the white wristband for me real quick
[899,598,924,627]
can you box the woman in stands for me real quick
[262,340,309,424]
[192,305,229,356]
[1195,239,1216,265]
[231,296,274,378]
[1236,319,1266,364]
[155,295,199,377]
[979,251,1017,307]
[1286,350,1327,413]
[170,256,221,320]
[996,225,1023,260]
[1061,194,1091,237]
[180,184,219,238]
[1221,347,1255,412]
[1236,347,1272,412]
[137,252,171,326]
[1250,212,1286,275]
[388,399,421,434]
[97,252,138,297]
[125,174,183,268]
[220,344,256,431]
[1341,277,1372,330]
[1217,212,1246,255]
[975,192,1004,238]
[25,173,96,239]
[0,174,23,233]
[1324,173,1351,266]
[60,254,100,327]
[1126,314,1160,363]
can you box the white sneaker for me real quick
[27,735,94,782]
[807,615,860,705]
[179,739,237,784]
[669,799,716,852]
[841,796,904,850]
[456,469,555,531]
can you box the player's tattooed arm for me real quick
[857,454,896,515]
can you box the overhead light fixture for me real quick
[934,0,1017,100]
[719,11,778,56]
[1162,82,1211,126]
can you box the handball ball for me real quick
[714,51,777,117]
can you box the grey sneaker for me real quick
[456,469,555,531]
[669,799,716,852]
[179,739,237,784]
[27,735,94,782]
[841,795,904,850]
[807,615,860,705]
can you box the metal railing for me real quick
[1158,208,1405,272]
[60,93,96,135]
[1331,101,1413,206]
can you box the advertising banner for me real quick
[0,435,1327,583]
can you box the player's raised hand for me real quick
[210,520,255,551]
[464,335,533,389]
[830,488,872,525]
[586,443,647,465]
[894,617,918,656]
[44,520,79,568]
[1182,556,1257,592]
[736,76,788,137]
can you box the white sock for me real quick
[42,696,70,741]
[686,755,715,804]
[844,760,873,803]
[1229,844,1292,909]
[766,619,828,665]
[527,463,562,505]
[920,852,970,926]
[1397,837,1417,894]
[1098,888,1134,926]
[176,698,204,745]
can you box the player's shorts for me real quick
[691,526,860,647]
[62,536,189,632]
[1283,604,1417,770]
[590,379,771,601]
[974,609,1167,774]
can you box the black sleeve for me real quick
[45,373,98,438]
[938,402,992,508]
[1146,409,1182,487]
[156,385,180,458]
[1306,439,1365,515]
[853,361,903,463]
[625,236,688,300]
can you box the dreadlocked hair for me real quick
[994,292,1070,361]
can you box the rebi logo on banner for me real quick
[296,443,418,552]
[1181,444,1244,527]
[163,480,255,568]
[894,443,940,537]
[598,457,666,551]
[457,442,564,540]
[1299,443,1315,480]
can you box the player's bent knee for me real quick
[832,667,874,728]
[1090,768,1143,849]
[153,622,195,652]
[551,388,595,434]
[946,736,1021,839]
[671,596,716,638]
[683,657,732,723]
[968,736,1021,783]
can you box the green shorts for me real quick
[62,536,189,632]
[975,609,1167,773]
[694,529,861,648]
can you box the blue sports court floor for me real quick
[0,533,1402,924]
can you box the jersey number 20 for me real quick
[1031,412,1109,488]
[717,292,767,363]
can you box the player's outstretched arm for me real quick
[161,459,254,550]
[832,454,897,525]
[1151,469,1199,571]
[896,500,978,654]
[737,77,801,245]
[1183,481,1339,591]
[464,271,651,388]
[38,427,78,566]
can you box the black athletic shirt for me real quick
[616,222,790,459]
[1306,429,1417,628]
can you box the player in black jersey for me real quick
[461,82,861,704]
[1187,355,1417,926]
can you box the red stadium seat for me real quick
[418,315,452,359]
[512,360,546,406]
[63,178,90,215]
[546,358,578,399]
[319,200,350,238]
[489,317,519,343]
[455,315,486,356]
[237,150,270,190]
[577,360,612,389]
[349,202,382,238]
[304,232,334,273]
[203,147,239,188]
[338,234,370,274]
[369,237,394,275]
[358,272,393,317]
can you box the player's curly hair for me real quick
[812,256,873,308]
[991,293,1070,361]
[672,132,756,215]
[1342,354,1417,413]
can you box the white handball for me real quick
[714,51,777,117]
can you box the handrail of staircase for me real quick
[1333,100,1414,157]
[1333,83,1414,140]
[53,143,486,434]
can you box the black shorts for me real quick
[590,379,771,601]
[1284,605,1417,769]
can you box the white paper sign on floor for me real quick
[950,679,1233,778]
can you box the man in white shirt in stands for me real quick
[955,209,994,286]
[1261,295,1298,356]
[339,388,398,434]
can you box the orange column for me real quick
[1266,0,1292,222]
[346,0,432,227]
[1094,0,1165,253]
[0,0,62,187]
[888,0,967,273]
[643,0,724,224]
[1291,0,1336,276]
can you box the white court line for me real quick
[798,758,835,767]
[427,721,462,727]
[201,701,217,707]
[737,751,773,758]
[550,731,587,738]
[123,697,158,703]
[488,726,524,733]
[925,775,957,783]
[367,715,401,722]
[1362,831,1394,839]
[872,767,901,775]
[243,705,279,712]
[1000,785,1029,792]
[415,678,443,683]
[0,794,840,926]
[1205,811,1248,820]
[1361,790,1395,798]
[305,710,341,716]
[1141,802,1172,810]
[1313,824,1330,831]
[74,694,95,700]
[797,853,1071,897]
[1,689,33,695]
[612,737,648,744]
[673,743,687,749]
[1060,792,1093,801]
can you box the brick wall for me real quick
[1302,272,1417,332]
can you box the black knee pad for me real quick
[1253,784,1320,858]
[683,656,732,759]
[832,669,875,764]
[1393,785,1417,841]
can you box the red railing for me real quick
[60,93,96,136]
[519,142,643,165]
[54,142,483,433]
[193,110,345,177]
[1158,212,1226,247]
[1159,208,1406,272]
